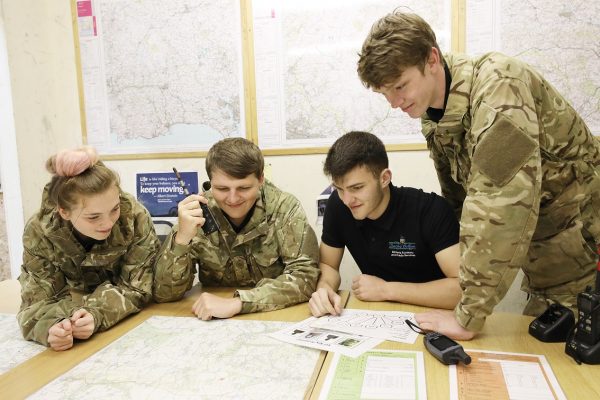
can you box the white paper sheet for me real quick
[319,350,427,400]
[269,316,383,358]
[310,309,419,344]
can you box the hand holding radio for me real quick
[173,168,219,245]
[175,194,210,245]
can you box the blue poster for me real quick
[136,171,199,217]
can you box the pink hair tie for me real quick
[54,146,99,177]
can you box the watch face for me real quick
[430,335,456,350]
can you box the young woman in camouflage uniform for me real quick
[18,147,160,350]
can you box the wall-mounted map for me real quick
[75,0,245,156]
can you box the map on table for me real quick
[0,313,45,375]
[29,316,320,400]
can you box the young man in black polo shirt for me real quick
[309,131,461,317]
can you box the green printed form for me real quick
[321,350,425,400]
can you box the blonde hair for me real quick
[45,146,120,211]
[357,11,441,89]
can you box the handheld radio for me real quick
[565,286,600,364]
[423,332,472,365]
[172,168,219,235]
[406,320,471,365]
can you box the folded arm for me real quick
[83,211,159,331]
[237,203,320,313]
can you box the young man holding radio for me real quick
[154,138,320,319]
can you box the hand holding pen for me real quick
[173,168,219,245]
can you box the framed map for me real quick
[466,0,600,135]
[73,0,599,159]
[73,0,246,157]
[252,0,452,151]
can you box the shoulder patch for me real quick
[472,111,537,187]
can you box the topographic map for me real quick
[253,0,451,148]
[29,316,320,400]
[467,0,600,134]
[0,313,45,375]
[78,0,244,154]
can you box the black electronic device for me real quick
[529,303,575,342]
[565,287,600,364]
[172,168,219,235]
[197,200,219,235]
[423,332,471,365]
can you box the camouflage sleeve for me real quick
[82,206,160,332]
[152,225,196,303]
[455,76,541,331]
[17,241,81,346]
[236,201,320,313]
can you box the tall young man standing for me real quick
[357,11,600,339]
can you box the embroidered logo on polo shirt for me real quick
[388,236,416,257]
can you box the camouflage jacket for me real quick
[18,186,160,346]
[422,52,600,331]
[153,180,320,313]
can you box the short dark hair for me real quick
[324,131,388,181]
[206,137,264,179]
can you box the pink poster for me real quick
[77,1,93,18]
[77,0,96,37]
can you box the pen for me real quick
[172,167,190,196]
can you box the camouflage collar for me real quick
[205,180,279,249]
[422,53,474,140]
[38,189,136,256]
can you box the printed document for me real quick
[269,316,383,358]
[449,350,566,400]
[319,350,427,400]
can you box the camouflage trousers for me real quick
[522,188,599,317]
[522,271,596,317]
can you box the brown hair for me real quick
[45,147,120,211]
[357,10,441,89]
[205,137,264,179]
[324,131,388,181]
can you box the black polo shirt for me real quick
[322,184,459,283]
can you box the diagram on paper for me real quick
[311,309,419,343]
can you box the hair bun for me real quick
[54,146,99,177]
